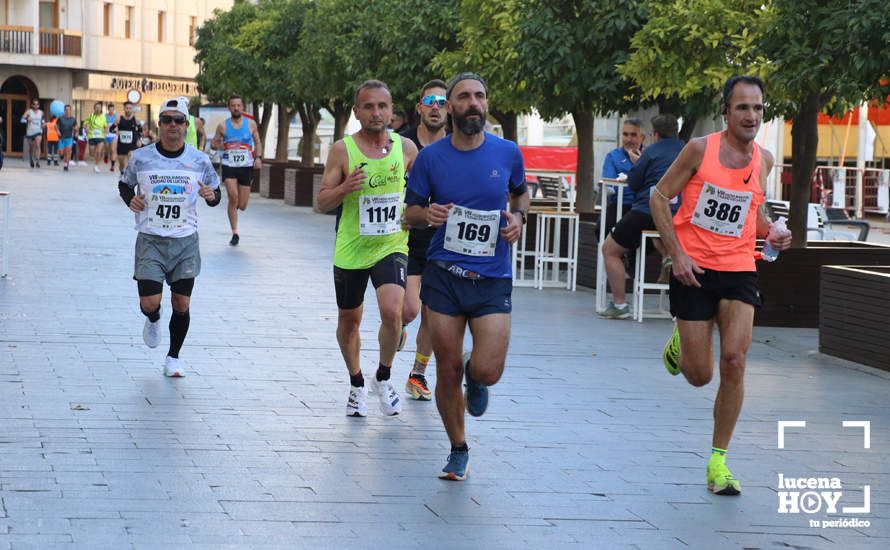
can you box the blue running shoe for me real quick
[439,450,470,481]
[463,351,488,417]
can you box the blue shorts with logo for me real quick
[420,262,512,318]
[59,137,74,150]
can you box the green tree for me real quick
[433,0,536,142]
[194,1,275,141]
[237,0,313,161]
[293,0,370,144]
[760,0,890,247]
[194,1,260,103]
[367,0,460,115]
[619,0,768,140]
[517,0,648,213]
[291,0,457,157]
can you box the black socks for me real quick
[351,364,391,387]
[141,306,161,323]
[167,309,190,359]
[376,364,391,381]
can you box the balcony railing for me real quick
[39,28,82,56]
[0,26,82,56]
[0,25,32,54]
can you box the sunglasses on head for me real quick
[159,114,187,125]
[421,95,446,107]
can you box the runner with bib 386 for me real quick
[650,75,792,496]
[316,79,418,419]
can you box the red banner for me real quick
[519,146,577,172]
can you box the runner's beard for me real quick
[454,109,485,135]
[422,117,446,133]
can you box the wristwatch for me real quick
[514,209,527,225]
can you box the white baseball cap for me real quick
[160,96,189,118]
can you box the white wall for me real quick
[0,67,73,101]
[73,0,231,79]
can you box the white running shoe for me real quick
[79,161,87,166]
[346,385,368,417]
[371,377,402,416]
[93,165,100,173]
[163,356,185,378]
[142,310,162,348]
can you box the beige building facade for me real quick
[0,0,232,156]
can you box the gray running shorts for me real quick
[133,232,201,284]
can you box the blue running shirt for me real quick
[406,133,525,279]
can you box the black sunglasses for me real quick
[159,115,187,125]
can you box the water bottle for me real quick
[762,216,787,262]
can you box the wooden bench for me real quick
[820,265,890,371]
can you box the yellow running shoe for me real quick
[707,461,741,495]
[662,322,681,376]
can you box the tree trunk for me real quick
[679,115,698,142]
[257,102,273,150]
[789,91,821,248]
[275,105,293,161]
[572,110,595,214]
[298,103,321,167]
[490,108,518,143]
[329,99,351,142]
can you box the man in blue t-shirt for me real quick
[600,114,685,319]
[600,118,644,235]
[405,72,529,481]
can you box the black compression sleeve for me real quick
[509,181,528,197]
[118,182,135,206]
[404,188,429,207]
[205,187,222,207]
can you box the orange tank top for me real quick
[46,120,59,141]
[673,132,763,272]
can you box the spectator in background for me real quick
[139,124,156,147]
[76,121,88,164]
[599,114,684,319]
[599,118,644,236]
[390,110,408,133]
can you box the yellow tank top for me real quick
[333,133,408,269]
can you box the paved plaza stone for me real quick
[0,160,888,549]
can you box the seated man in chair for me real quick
[600,114,684,319]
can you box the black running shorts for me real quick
[222,166,254,186]
[333,253,408,310]
[669,269,761,321]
